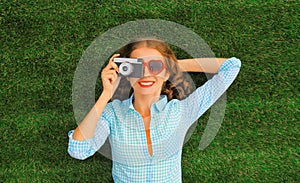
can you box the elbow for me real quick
[67,139,95,160]
[68,148,90,160]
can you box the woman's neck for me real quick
[133,94,160,118]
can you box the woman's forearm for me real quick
[178,58,227,73]
[72,91,111,141]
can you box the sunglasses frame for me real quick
[142,59,167,75]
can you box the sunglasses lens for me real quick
[149,60,163,74]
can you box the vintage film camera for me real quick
[113,58,144,78]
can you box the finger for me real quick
[109,53,120,63]
[102,70,118,83]
[104,60,119,73]
[110,62,119,73]
[103,69,118,77]
[103,62,118,73]
[107,69,118,81]
[109,54,120,72]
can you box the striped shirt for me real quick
[68,57,241,182]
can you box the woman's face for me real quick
[128,47,169,97]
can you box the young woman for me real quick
[68,38,241,182]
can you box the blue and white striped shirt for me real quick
[68,57,241,182]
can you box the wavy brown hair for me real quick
[112,38,195,101]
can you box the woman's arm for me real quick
[178,58,227,73]
[179,57,241,128]
[73,54,120,141]
[72,92,111,140]
[68,92,113,160]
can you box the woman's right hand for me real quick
[101,54,120,97]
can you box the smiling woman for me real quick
[68,38,241,182]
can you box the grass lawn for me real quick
[1,0,299,182]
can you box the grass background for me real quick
[1,0,299,182]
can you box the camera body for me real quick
[113,58,144,78]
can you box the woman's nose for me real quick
[143,65,151,77]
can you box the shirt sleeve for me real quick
[67,104,112,160]
[179,57,241,128]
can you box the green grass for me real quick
[1,0,299,182]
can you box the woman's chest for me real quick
[108,111,184,164]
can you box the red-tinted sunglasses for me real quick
[143,59,167,75]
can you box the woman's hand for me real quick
[101,54,120,97]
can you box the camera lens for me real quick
[119,62,133,76]
[122,66,128,71]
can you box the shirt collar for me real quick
[128,95,135,110]
[127,94,168,112]
[153,95,168,112]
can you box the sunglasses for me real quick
[142,59,167,75]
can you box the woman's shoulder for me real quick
[109,97,132,111]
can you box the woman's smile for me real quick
[138,81,155,87]
[138,79,156,88]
